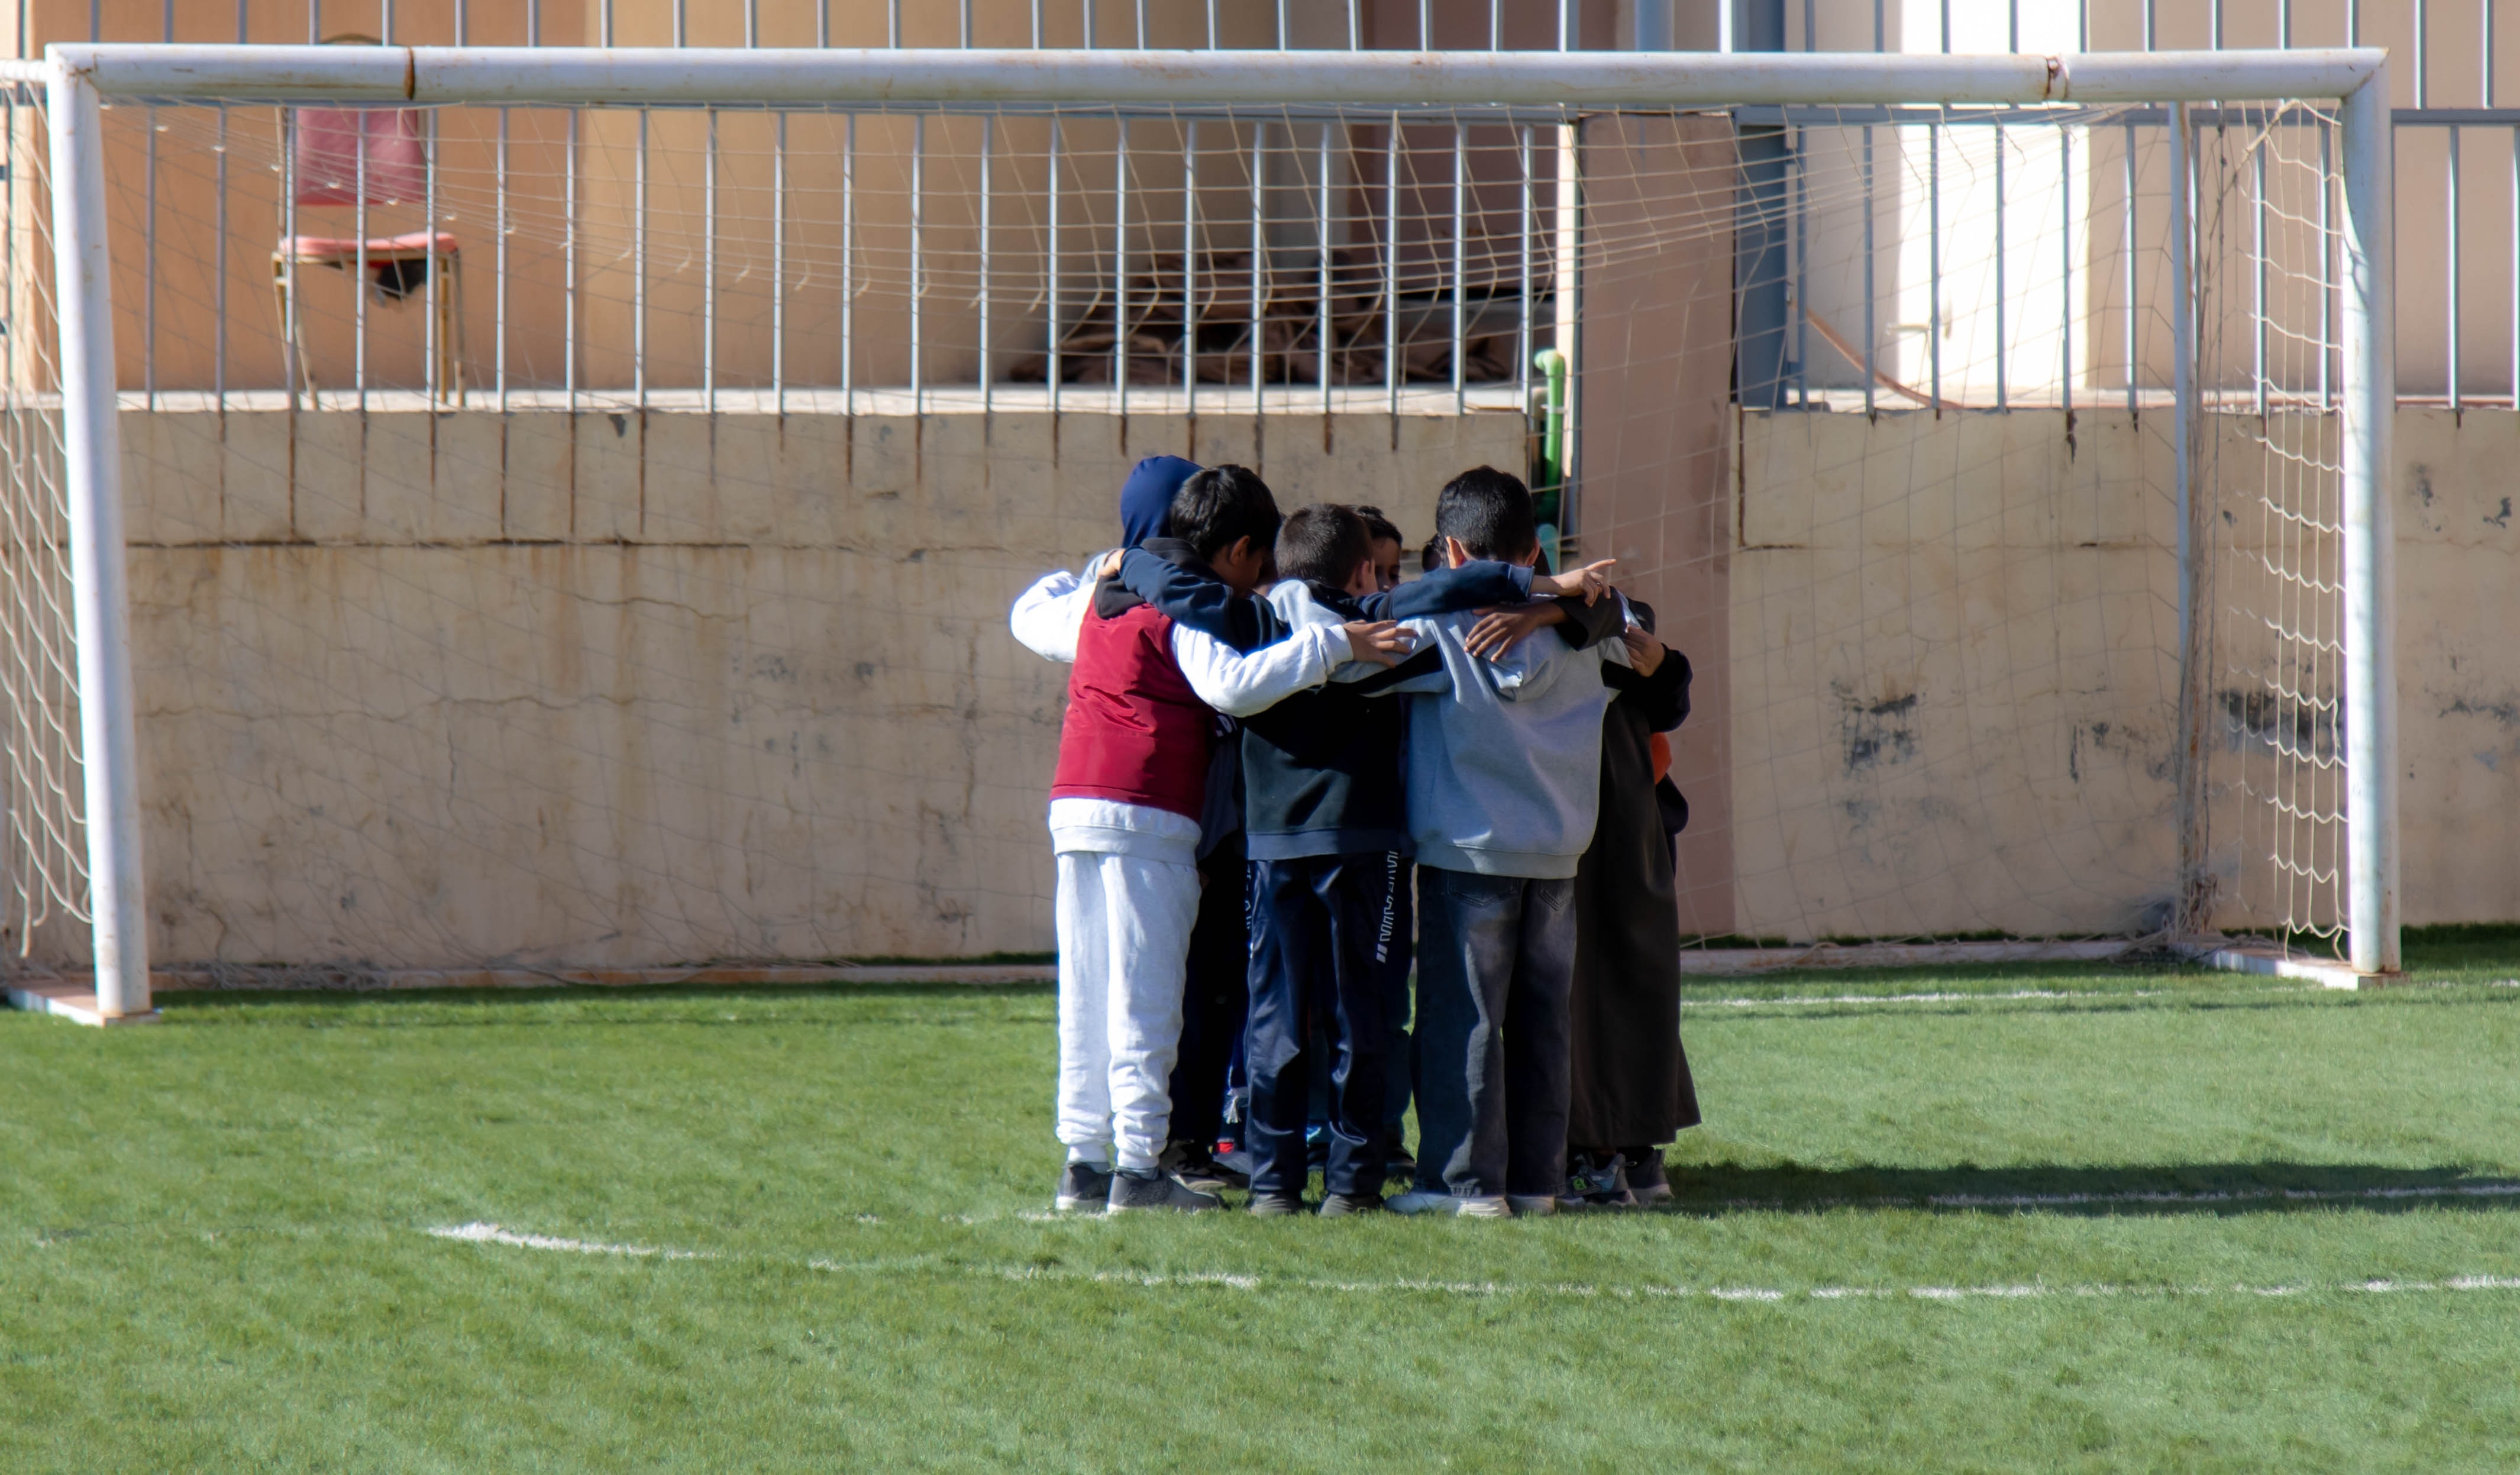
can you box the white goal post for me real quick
[14,42,2400,1016]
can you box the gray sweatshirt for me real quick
[1381,604,1632,879]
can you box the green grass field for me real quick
[7,940,2520,1471]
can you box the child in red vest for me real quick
[1036,465,1406,1213]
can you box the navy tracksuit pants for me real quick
[1243,852,1404,1198]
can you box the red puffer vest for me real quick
[1050,597,1215,821]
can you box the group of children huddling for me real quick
[1009,455,1699,1217]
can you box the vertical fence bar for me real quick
[981,113,993,414]
[774,113,786,414]
[143,93,154,410]
[635,109,648,410]
[2061,124,2073,415]
[912,114,924,413]
[2124,119,2137,413]
[1794,121,1808,405]
[2253,137,2267,415]
[1047,115,1061,413]
[2511,125,2517,407]
[1994,121,2006,410]
[2339,66,2400,973]
[354,112,369,409]
[2415,0,2428,108]
[1181,119,1194,415]
[425,109,438,402]
[214,101,227,411]
[1252,123,1265,413]
[46,64,148,1018]
[497,106,508,410]
[1318,121,1332,415]
[705,108,718,413]
[2319,117,2331,407]
[1862,121,1875,413]
[844,113,855,412]
[567,108,577,411]
[1385,113,1398,416]
[1928,113,1941,410]
[2447,125,2460,410]
[1116,119,1129,416]
[1451,122,1466,413]
[1517,124,1532,405]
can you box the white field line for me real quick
[429,1221,712,1260]
[429,1222,2520,1305]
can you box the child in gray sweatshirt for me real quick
[1362,467,1631,1218]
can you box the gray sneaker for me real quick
[1054,1161,1114,1214]
[1107,1167,1225,1214]
[1247,1192,1307,1217]
[1319,1191,1384,1217]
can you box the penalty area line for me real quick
[428,1222,2520,1305]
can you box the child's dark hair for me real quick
[1165,464,1283,563]
[1433,465,1539,561]
[1351,504,1404,549]
[1276,504,1374,588]
[1420,538,1443,572]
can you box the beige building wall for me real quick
[60,405,1528,970]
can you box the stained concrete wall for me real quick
[91,407,1529,970]
[1731,405,2520,941]
[41,400,2520,971]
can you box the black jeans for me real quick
[1243,853,1399,1198]
[1165,839,1249,1151]
[1412,866,1578,1200]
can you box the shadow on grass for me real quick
[1650,1160,2520,1217]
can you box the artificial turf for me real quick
[5,946,2519,1471]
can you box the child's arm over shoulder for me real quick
[1009,564,1097,664]
[1117,546,1272,652]
[1171,618,1384,717]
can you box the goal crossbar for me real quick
[42,43,2380,109]
[8,44,2402,1016]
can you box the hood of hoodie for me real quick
[1118,455,1203,549]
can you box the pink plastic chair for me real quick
[274,104,464,404]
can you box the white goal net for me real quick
[0,47,2395,994]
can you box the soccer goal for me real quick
[0,42,2396,1020]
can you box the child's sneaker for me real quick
[1107,1167,1225,1214]
[1162,1141,1246,1193]
[1054,1161,1114,1214]
[1319,1191,1384,1217]
[1625,1147,1673,1206]
[1560,1153,1636,1211]
[1388,1189,1511,1218]
[1247,1192,1307,1217]
[1505,1193,1559,1217]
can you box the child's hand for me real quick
[1621,626,1667,677]
[1462,603,1565,659]
[1529,558,1617,604]
[1340,620,1415,667]
[1093,549,1125,578]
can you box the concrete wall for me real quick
[87,406,1530,969]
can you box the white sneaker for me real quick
[1390,1190,1512,1218]
[1506,1194,1559,1217]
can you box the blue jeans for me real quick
[1243,854,1399,1198]
[1411,866,1578,1200]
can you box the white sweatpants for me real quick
[1054,849,1203,1172]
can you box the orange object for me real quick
[1650,732,1672,786]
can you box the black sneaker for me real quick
[1247,1192,1307,1217]
[1162,1142,1249,1193]
[1107,1167,1225,1214]
[1319,1191,1384,1217]
[1626,1147,1673,1206]
[1559,1153,1636,1211]
[1054,1161,1114,1214]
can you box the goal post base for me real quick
[2199,942,2390,991]
[5,979,161,1026]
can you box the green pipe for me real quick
[1532,347,1568,493]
